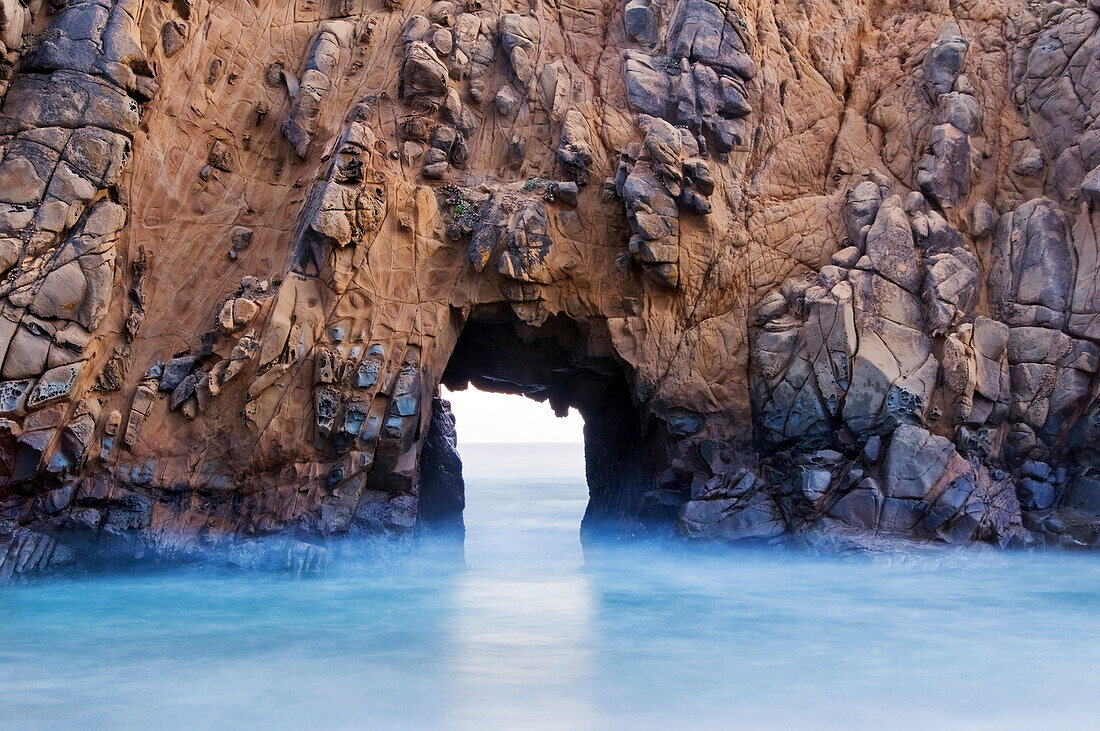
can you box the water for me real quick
[4,442,1100,729]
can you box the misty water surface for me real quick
[3,442,1100,729]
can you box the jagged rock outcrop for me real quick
[4,0,1100,576]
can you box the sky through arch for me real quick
[441,385,584,443]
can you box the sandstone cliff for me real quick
[2,0,1100,575]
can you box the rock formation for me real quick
[3,0,1100,576]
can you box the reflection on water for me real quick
[448,574,596,729]
[3,442,1100,729]
[446,442,597,729]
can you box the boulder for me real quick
[923,21,968,96]
[159,355,199,392]
[678,491,785,542]
[883,425,955,499]
[26,362,83,409]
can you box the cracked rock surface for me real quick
[3,0,1100,576]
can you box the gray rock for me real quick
[2,327,51,380]
[555,180,579,207]
[678,490,785,541]
[718,74,751,117]
[105,492,154,532]
[170,371,202,411]
[1082,164,1100,204]
[921,474,974,531]
[883,424,955,499]
[30,260,87,323]
[923,21,968,96]
[1017,477,1054,511]
[623,53,671,119]
[0,72,141,138]
[828,479,881,529]
[665,0,755,77]
[751,326,797,382]
[67,507,102,531]
[936,92,981,135]
[449,132,469,166]
[713,118,747,153]
[77,254,115,330]
[161,21,187,58]
[1013,146,1043,177]
[969,200,997,238]
[496,200,553,284]
[1064,475,1100,513]
[0,379,34,416]
[494,84,520,116]
[623,0,657,46]
[940,501,983,544]
[879,497,923,532]
[917,123,970,208]
[683,158,714,195]
[1007,327,1077,366]
[831,245,861,268]
[207,140,235,172]
[353,491,418,534]
[666,407,703,436]
[281,24,352,159]
[903,191,928,215]
[430,124,456,153]
[844,181,881,250]
[865,196,920,293]
[842,270,934,434]
[499,14,538,86]
[794,467,831,504]
[989,198,1074,325]
[27,362,84,409]
[863,435,883,462]
[754,291,787,324]
[159,355,199,392]
[423,160,447,179]
[922,247,979,335]
[401,40,448,102]
[24,0,153,92]
[558,109,594,186]
[42,485,73,515]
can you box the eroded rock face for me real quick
[3,0,1100,576]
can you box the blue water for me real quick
[4,442,1100,729]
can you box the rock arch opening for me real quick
[419,307,666,544]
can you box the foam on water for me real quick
[3,442,1100,729]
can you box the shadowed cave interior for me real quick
[419,306,668,543]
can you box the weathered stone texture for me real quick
[3,0,1100,575]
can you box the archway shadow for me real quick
[419,305,671,555]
